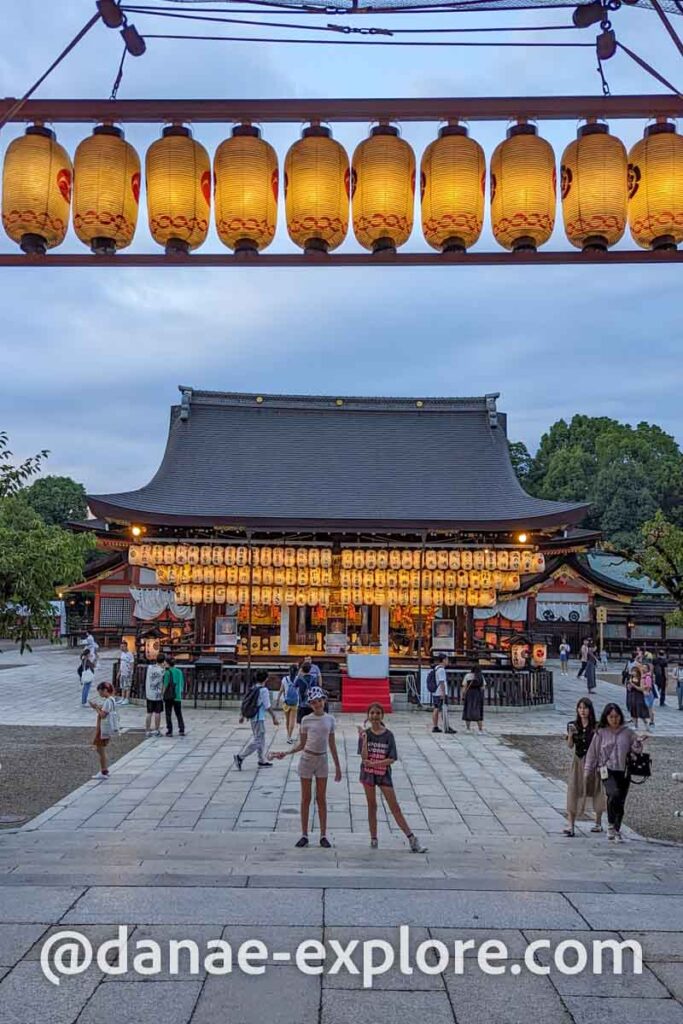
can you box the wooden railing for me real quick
[113,662,553,708]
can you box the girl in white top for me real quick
[270,687,341,849]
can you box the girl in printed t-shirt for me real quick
[358,703,427,854]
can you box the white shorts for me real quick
[297,751,329,779]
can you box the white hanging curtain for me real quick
[473,597,528,621]
[129,587,195,621]
[536,600,589,623]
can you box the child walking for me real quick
[270,686,341,848]
[89,681,119,780]
[358,703,427,853]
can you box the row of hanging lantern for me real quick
[340,547,544,572]
[155,564,334,587]
[3,117,682,255]
[339,569,522,590]
[128,543,333,568]
[173,583,501,608]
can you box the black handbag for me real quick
[626,750,652,784]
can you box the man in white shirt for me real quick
[117,640,134,705]
[144,654,166,737]
[432,654,452,733]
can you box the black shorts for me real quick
[432,696,444,710]
[360,769,393,788]
[297,706,313,725]
[146,699,163,713]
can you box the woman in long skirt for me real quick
[462,664,485,732]
[564,697,605,836]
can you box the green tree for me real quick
[0,434,94,651]
[23,475,88,527]
[508,441,532,485]
[522,415,683,547]
[0,431,48,497]
[632,511,683,625]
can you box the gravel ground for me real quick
[0,726,144,827]
[503,734,683,844]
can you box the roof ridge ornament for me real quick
[485,393,498,428]
[179,387,193,421]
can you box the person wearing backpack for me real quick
[278,664,300,743]
[295,662,315,725]
[234,669,279,770]
[162,657,186,738]
[429,654,453,733]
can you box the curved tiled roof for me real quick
[89,390,589,531]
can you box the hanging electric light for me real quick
[214,124,278,252]
[2,125,72,254]
[145,124,211,254]
[491,122,556,251]
[421,123,485,252]
[628,120,683,250]
[352,124,415,252]
[73,124,140,253]
[561,122,627,251]
[284,123,349,253]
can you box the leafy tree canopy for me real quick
[633,511,683,626]
[515,415,683,548]
[23,475,88,527]
[0,434,94,651]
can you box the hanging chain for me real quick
[110,45,127,100]
[597,56,611,96]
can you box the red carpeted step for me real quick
[341,675,392,713]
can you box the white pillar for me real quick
[280,605,290,656]
[380,606,390,656]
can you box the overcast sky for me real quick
[1,0,681,496]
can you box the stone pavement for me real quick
[0,647,682,1023]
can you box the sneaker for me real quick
[165,731,173,737]
[615,831,625,843]
[145,731,152,738]
[320,836,332,848]
[154,730,161,737]
[93,771,109,780]
[179,732,186,737]
[257,761,273,768]
[408,834,428,853]
[607,827,616,841]
[446,728,457,734]
[370,838,379,849]
[233,754,243,771]
[295,835,309,848]
[432,726,442,733]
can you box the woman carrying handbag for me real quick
[584,703,648,843]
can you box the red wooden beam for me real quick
[1,95,682,125]
[0,251,680,267]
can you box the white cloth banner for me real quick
[473,597,528,621]
[536,600,589,623]
[129,587,194,621]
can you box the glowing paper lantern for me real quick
[628,120,683,250]
[421,124,485,252]
[214,124,278,252]
[491,122,556,251]
[284,124,349,252]
[561,123,627,251]
[2,125,71,253]
[146,125,210,253]
[73,125,140,253]
[352,124,415,252]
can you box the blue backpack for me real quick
[284,677,299,706]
